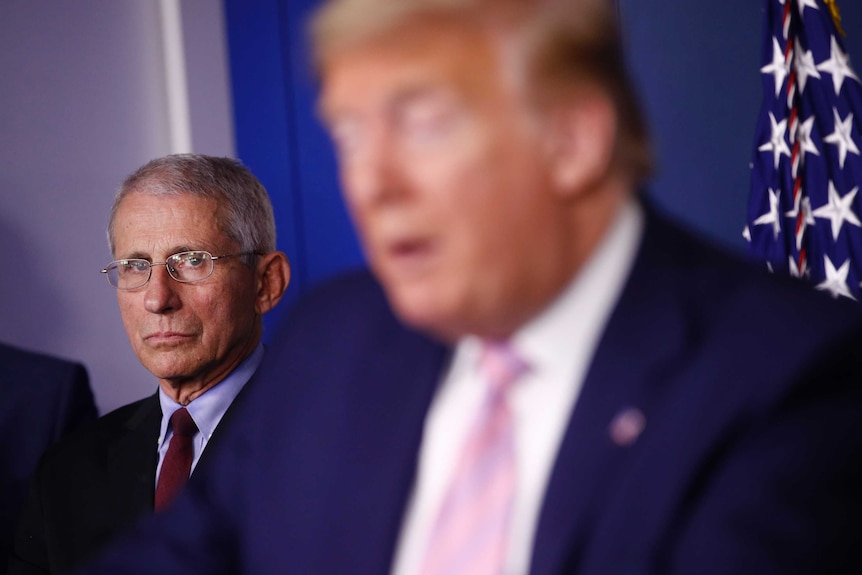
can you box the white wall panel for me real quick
[0,0,234,413]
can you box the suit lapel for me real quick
[105,394,160,521]
[336,322,450,574]
[529,206,693,575]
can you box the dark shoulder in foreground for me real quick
[0,342,91,393]
[0,342,83,370]
[640,198,862,335]
[273,267,399,339]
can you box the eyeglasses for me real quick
[101,250,261,290]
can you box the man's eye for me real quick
[174,252,209,268]
[398,96,461,145]
[404,108,447,131]
[124,260,150,273]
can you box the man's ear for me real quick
[543,91,617,199]
[254,252,291,315]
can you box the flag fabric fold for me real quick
[747,0,862,299]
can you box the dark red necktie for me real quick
[154,407,198,512]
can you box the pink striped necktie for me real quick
[417,341,528,575]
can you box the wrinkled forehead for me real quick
[112,190,232,249]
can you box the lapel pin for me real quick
[609,407,646,447]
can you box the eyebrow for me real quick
[388,85,445,112]
[119,246,198,261]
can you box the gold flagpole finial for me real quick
[823,0,847,37]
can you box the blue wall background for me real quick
[224,0,862,334]
[225,0,360,336]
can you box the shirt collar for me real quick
[158,343,264,444]
[511,196,643,373]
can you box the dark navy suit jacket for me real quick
[77,206,862,574]
[0,343,96,569]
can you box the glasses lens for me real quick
[168,251,214,282]
[107,259,150,289]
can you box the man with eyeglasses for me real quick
[7,154,290,575]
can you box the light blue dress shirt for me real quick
[155,343,264,487]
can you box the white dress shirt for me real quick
[391,199,644,575]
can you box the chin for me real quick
[386,285,466,343]
[140,356,185,381]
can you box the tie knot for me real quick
[479,341,528,394]
[169,407,198,437]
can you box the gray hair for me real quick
[107,154,276,259]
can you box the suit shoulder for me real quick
[275,269,396,337]
[641,204,862,335]
[0,342,96,447]
[0,342,92,407]
[259,269,445,399]
[97,395,159,427]
[0,342,87,379]
[37,395,159,470]
[630,204,862,416]
[293,269,386,314]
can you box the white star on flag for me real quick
[754,188,783,239]
[812,181,861,240]
[816,255,856,300]
[762,37,790,97]
[784,193,815,249]
[816,36,861,95]
[796,0,818,16]
[823,108,860,168]
[759,112,791,169]
[794,40,821,94]
[748,0,862,300]
[788,256,807,278]
[795,116,820,161]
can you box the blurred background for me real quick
[1,0,860,413]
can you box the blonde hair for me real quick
[310,0,653,184]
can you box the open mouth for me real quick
[386,237,437,275]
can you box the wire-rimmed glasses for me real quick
[100,250,261,290]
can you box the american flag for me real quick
[746,0,862,299]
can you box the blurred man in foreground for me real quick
[75,1,862,574]
[0,342,95,567]
[9,154,290,574]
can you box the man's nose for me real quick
[143,265,181,314]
